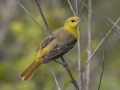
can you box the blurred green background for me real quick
[0,0,120,90]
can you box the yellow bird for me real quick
[19,16,83,81]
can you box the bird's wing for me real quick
[35,33,55,52]
[42,41,76,64]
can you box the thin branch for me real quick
[50,69,61,90]
[16,0,47,34]
[77,27,83,90]
[75,0,79,16]
[79,0,86,17]
[76,0,83,89]
[35,0,51,35]
[60,56,79,90]
[67,0,76,16]
[86,0,92,90]
[98,33,106,90]
[65,55,78,71]
[108,17,120,30]
[78,0,120,36]
[83,17,120,69]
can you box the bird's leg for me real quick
[54,60,72,69]
[54,60,63,65]
[60,56,79,90]
[54,60,69,67]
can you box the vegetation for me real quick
[0,0,120,90]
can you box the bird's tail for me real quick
[19,57,42,81]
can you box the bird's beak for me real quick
[77,18,84,22]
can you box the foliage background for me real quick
[0,0,120,90]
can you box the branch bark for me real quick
[78,27,83,90]
[35,0,51,35]
[108,17,120,30]
[16,0,46,34]
[67,0,76,16]
[50,69,61,90]
[98,33,106,90]
[83,17,120,69]
[86,0,92,90]
[78,0,120,36]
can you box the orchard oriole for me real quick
[19,16,83,81]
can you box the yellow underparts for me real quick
[64,26,78,40]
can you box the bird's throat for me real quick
[64,26,78,40]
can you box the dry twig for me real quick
[77,27,83,90]
[108,17,120,30]
[86,0,92,90]
[78,0,120,36]
[75,0,83,90]
[60,56,79,90]
[16,0,47,34]
[65,55,78,71]
[83,17,120,70]
[35,0,51,35]
[67,0,76,16]
[75,0,79,16]
[50,69,61,90]
[98,33,106,90]
[79,0,86,17]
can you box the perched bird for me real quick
[19,16,83,81]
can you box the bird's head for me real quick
[64,16,83,29]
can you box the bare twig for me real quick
[67,0,76,16]
[76,0,83,89]
[79,0,86,17]
[77,27,83,90]
[35,0,51,35]
[98,33,106,90]
[78,0,120,36]
[108,17,120,30]
[16,0,47,34]
[65,55,78,71]
[83,17,120,69]
[86,0,92,90]
[60,56,79,90]
[75,0,79,16]
[50,69,61,90]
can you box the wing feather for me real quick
[42,43,76,64]
[35,34,55,52]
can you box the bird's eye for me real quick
[71,20,75,22]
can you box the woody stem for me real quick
[60,56,79,90]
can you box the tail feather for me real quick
[19,58,42,81]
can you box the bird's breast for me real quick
[54,28,77,46]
